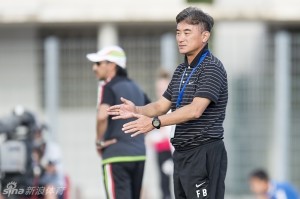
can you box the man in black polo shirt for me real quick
[108,7,228,199]
[86,46,150,199]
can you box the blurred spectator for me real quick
[249,169,300,199]
[32,125,66,199]
[146,69,174,199]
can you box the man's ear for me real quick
[202,31,211,43]
[108,62,117,71]
[112,62,118,69]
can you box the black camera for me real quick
[0,106,38,199]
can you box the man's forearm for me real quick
[136,102,165,117]
[159,98,210,127]
[96,120,108,140]
[159,105,197,127]
[136,97,171,117]
[96,104,109,140]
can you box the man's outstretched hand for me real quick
[107,97,137,120]
[122,113,154,137]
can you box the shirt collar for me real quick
[106,75,127,84]
[184,43,209,68]
[267,181,276,196]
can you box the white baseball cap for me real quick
[86,45,126,68]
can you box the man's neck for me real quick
[187,54,197,65]
[106,72,116,82]
[186,47,204,65]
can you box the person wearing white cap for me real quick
[86,45,150,199]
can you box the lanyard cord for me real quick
[176,50,209,108]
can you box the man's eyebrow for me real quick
[176,28,192,32]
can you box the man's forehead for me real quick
[176,22,200,30]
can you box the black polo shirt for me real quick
[98,76,150,164]
[163,44,228,151]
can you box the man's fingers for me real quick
[107,104,119,111]
[108,111,119,116]
[120,97,128,103]
[111,112,133,120]
[131,132,142,137]
[103,139,117,147]
[123,127,139,134]
[111,115,128,120]
[123,121,136,128]
[122,122,137,132]
[111,115,123,120]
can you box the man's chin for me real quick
[178,49,187,54]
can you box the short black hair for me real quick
[176,7,214,32]
[250,169,269,182]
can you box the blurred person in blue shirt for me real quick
[249,169,299,199]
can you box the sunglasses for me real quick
[94,61,110,66]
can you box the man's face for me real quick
[92,61,110,80]
[176,21,208,56]
[249,177,269,197]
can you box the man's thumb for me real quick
[121,97,128,103]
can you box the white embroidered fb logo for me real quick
[196,182,207,198]
[196,189,207,198]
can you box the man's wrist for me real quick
[135,106,140,114]
[152,116,161,129]
[96,139,105,147]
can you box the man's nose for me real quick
[177,34,185,42]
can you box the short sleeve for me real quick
[162,77,174,101]
[144,93,151,105]
[195,65,225,104]
[101,86,115,106]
